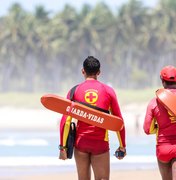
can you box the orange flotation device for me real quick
[156,88,176,116]
[41,94,124,131]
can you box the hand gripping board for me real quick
[156,88,176,116]
[41,94,124,131]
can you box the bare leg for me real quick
[171,158,176,180]
[157,159,172,180]
[91,151,110,180]
[74,148,91,180]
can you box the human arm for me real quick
[143,99,158,135]
[59,90,72,160]
[109,89,126,159]
[115,128,126,159]
[59,115,72,160]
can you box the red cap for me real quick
[160,65,176,82]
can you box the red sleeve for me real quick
[59,90,72,146]
[143,98,157,134]
[108,88,126,148]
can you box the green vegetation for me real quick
[117,88,159,105]
[0,88,160,108]
[0,0,176,92]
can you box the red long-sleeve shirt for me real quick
[60,79,126,148]
[143,89,176,145]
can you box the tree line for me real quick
[0,0,176,93]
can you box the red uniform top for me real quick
[60,79,126,148]
[143,89,176,145]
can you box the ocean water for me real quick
[0,107,158,178]
[0,130,157,167]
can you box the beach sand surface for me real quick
[16,169,161,180]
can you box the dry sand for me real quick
[15,169,161,180]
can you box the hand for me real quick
[114,147,126,160]
[59,150,67,160]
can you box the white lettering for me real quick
[83,112,87,118]
[93,115,98,121]
[72,108,77,114]
[79,110,84,116]
[66,106,70,112]
[69,107,104,124]
[88,114,93,119]
[97,116,100,122]
[99,118,104,123]
[76,109,80,115]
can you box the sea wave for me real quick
[0,138,48,146]
[0,155,157,167]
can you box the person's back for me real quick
[73,79,123,141]
[59,56,126,180]
[144,89,176,144]
[143,65,176,180]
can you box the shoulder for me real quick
[99,82,117,97]
[99,81,114,89]
[67,84,81,99]
[147,97,157,110]
[98,81,113,89]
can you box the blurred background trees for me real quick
[0,0,176,93]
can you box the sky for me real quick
[0,0,159,16]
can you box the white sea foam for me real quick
[0,156,157,167]
[0,138,48,146]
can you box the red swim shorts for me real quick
[156,144,176,162]
[75,136,109,155]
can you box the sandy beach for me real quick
[14,169,161,180]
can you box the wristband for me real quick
[59,145,67,150]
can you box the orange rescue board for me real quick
[41,94,124,131]
[156,88,176,116]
